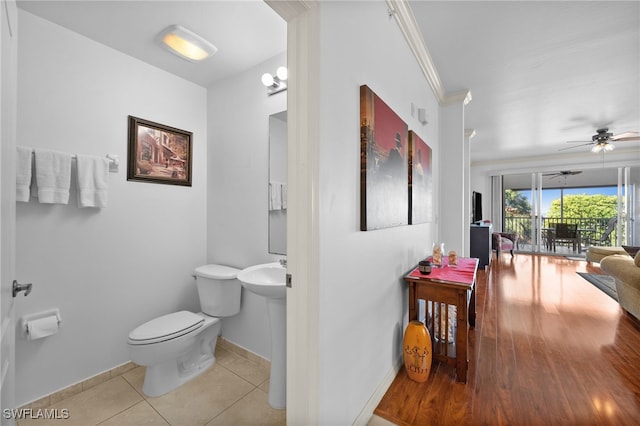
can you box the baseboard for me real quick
[218,337,271,371]
[20,361,137,410]
[20,338,268,410]
[352,356,403,426]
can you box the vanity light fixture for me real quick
[261,66,288,95]
[158,25,217,62]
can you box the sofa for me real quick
[586,246,627,264]
[492,232,518,257]
[600,252,640,321]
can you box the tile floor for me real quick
[17,346,286,426]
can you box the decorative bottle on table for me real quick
[432,243,444,267]
[403,320,432,382]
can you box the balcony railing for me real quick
[504,216,622,250]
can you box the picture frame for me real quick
[360,85,408,230]
[127,115,193,186]
[408,130,433,224]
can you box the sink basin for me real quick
[237,262,286,299]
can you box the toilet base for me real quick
[131,313,221,397]
[142,353,215,397]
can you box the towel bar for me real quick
[30,150,119,173]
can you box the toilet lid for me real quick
[128,311,204,345]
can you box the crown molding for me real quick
[265,0,315,22]
[443,90,473,106]
[386,0,446,103]
[387,0,473,106]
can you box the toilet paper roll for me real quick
[27,315,59,340]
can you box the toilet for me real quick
[127,264,241,397]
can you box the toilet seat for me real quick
[128,311,204,345]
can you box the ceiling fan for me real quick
[542,170,582,179]
[561,128,640,153]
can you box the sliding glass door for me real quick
[502,167,633,255]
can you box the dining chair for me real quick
[552,223,579,252]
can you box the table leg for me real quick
[468,287,476,329]
[408,282,417,321]
[456,290,469,383]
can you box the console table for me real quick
[404,257,479,383]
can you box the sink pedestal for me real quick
[266,297,286,409]
[236,262,287,409]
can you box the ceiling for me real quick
[412,1,640,164]
[17,0,287,88]
[16,1,640,165]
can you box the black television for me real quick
[472,191,482,223]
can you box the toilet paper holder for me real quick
[21,309,61,336]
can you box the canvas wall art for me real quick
[360,85,408,231]
[408,130,433,224]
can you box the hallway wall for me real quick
[315,2,439,423]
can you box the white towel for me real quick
[76,154,109,208]
[16,146,33,202]
[35,149,71,204]
[269,181,282,211]
[281,183,287,210]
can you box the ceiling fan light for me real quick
[158,25,217,62]
[604,143,615,152]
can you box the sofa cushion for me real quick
[498,237,513,249]
[601,254,640,289]
[635,251,640,267]
[588,246,626,256]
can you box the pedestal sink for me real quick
[237,262,286,409]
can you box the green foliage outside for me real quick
[504,191,618,242]
[547,194,617,219]
[504,189,531,216]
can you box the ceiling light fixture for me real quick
[591,142,614,153]
[158,25,217,62]
[261,66,288,95]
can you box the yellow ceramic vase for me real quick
[403,320,432,382]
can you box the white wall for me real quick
[316,2,438,423]
[207,52,286,359]
[15,11,208,405]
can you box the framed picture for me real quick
[408,130,433,224]
[127,116,193,186]
[360,85,408,230]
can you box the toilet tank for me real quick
[194,264,241,317]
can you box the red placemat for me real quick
[407,257,478,285]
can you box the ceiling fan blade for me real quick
[612,136,640,142]
[611,131,639,141]
[558,142,593,151]
[565,140,593,143]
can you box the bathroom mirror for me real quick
[268,111,287,255]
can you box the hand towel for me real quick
[76,154,110,208]
[281,182,287,210]
[35,149,71,204]
[269,181,282,211]
[16,146,33,202]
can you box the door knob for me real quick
[12,280,32,298]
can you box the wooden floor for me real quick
[374,254,640,425]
